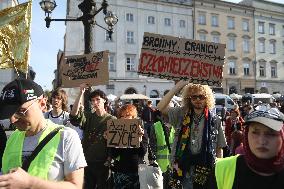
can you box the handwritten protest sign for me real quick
[60,51,109,88]
[106,119,141,148]
[138,32,226,86]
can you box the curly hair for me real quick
[51,88,68,111]
[181,83,215,110]
[118,104,138,119]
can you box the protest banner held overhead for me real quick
[60,51,109,88]
[106,119,141,148]
[138,32,226,87]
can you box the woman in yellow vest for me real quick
[206,109,284,189]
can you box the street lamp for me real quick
[40,0,118,110]
[39,0,118,54]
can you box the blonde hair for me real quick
[181,83,215,110]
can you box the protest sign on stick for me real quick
[138,32,226,87]
[106,119,141,148]
[60,51,109,88]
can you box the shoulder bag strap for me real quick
[22,127,63,171]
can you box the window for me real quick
[243,62,250,76]
[105,30,112,41]
[269,23,275,35]
[243,38,250,53]
[198,12,206,25]
[259,40,265,53]
[108,53,115,71]
[211,14,219,27]
[199,33,206,41]
[228,37,236,51]
[164,18,171,26]
[227,17,235,29]
[180,20,186,28]
[148,16,155,24]
[242,19,249,31]
[126,13,134,22]
[212,35,220,43]
[229,61,236,75]
[258,22,265,33]
[259,64,265,77]
[126,55,135,71]
[127,31,134,44]
[271,64,277,78]
[269,40,276,54]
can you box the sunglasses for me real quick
[14,98,39,118]
[190,95,206,100]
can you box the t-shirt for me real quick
[22,120,87,181]
[44,111,70,125]
[70,111,116,162]
[207,155,284,189]
[168,107,226,162]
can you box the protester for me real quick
[70,83,116,189]
[149,110,175,189]
[157,81,226,189]
[108,104,147,189]
[141,100,155,136]
[44,88,69,125]
[224,108,244,148]
[0,79,86,189]
[207,109,284,188]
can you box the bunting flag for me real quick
[0,1,32,73]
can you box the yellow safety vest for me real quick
[215,155,239,189]
[2,121,62,179]
[154,121,175,173]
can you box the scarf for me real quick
[175,107,214,177]
[243,126,284,174]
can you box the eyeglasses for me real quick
[190,95,206,100]
[14,98,39,118]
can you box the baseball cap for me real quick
[246,109,284,131]
[0,79,44,119]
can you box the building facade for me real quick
[241,0,284,94]
[64,0,193,97]
[194,0,255,94]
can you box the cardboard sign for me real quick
[60,51,109,88]
[138,32,226,87]
[106,119,141,148]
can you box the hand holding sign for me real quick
[106,119,141,148]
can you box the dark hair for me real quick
[51,88,68,111]
[89,89,108,102]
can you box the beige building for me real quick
[241,0,284,94]
[194,0,255,94]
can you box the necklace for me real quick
[193,113,204,129]
[191,112,204,149]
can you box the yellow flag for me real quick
[0,1,32,73]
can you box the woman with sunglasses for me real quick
[157,81,226,189]
[206,109,284,189]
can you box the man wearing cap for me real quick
[0,79,87,189]
[206,109,284,189]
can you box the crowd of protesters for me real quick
[0,78,284,189]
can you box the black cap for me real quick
[0,79,44,119]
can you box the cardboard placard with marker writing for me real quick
[138,32,226,87]
[106,119,141,148]
[60,51,109,88]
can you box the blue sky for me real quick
[20,0,282,90]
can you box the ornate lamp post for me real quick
[39,0,118,54]
[40,0,118,110]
